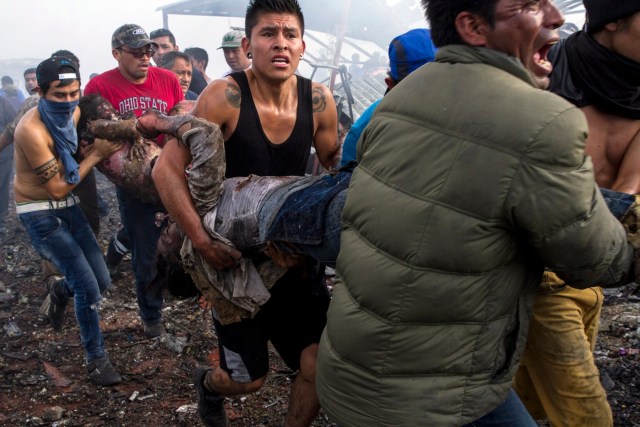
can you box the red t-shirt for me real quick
[84,66,183,117]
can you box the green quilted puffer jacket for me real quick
[317,45,633,427]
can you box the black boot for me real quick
[47,276,69,331]
[193,367,227,427]
[87,356,122,386]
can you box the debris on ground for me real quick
[1,173,638,426]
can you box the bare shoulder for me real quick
[193,77,241,125]
[14,108,44,147]
[309,82,339,168]
[310,82,334,114]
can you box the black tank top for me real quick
[224,71,314,178]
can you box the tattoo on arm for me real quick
[225,83,241,109]
[312,87,327,113]
[35,158,58,184]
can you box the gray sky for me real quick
[0,0,395,94]
[0,0,244,90]
[0,1,585,95]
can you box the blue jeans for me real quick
[116,187,164,323]
[291,190,346,267]
[600,187,634,219]
[19,204,110,362]
[463,389,537,427]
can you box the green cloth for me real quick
[317,44,633,426]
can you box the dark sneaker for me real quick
[87,356,122,386]
[105,237,125,278]
[47,276,69,331]
[143,320,166,338]
[97,193,109,218]
[193,367,227,427]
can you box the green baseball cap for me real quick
[218,30,245,49]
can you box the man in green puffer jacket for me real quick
[316,1,637,426]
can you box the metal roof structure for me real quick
[157,0,419,49]
[156,0,587,120]
[557,0,585,16]
[158,0,586,45]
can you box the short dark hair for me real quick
[157,50,191,69]
[1,76,13,86]
[422,0,498,47]
[23,67,36,77]
[245,0,305,39]
[184,47,209,69]
[51,49,80,66]
[150,28,177,46]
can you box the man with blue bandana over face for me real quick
[12,56,123,386]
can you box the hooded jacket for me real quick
[316,45,633,426]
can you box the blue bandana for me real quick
[38,98,80,184]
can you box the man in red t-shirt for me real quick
[85,24,183,338]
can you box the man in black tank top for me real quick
[152,1,340,426]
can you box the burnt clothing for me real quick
[178,118,341,326]
[224,71,314,178]
[549,32,640,119]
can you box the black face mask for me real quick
[561,31,640,119]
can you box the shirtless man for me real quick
[513,3,640,425]
[13,57,122,385]
[152,1,340,425]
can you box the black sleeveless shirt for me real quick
[224,71,314,178]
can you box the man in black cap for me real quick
[85,24,183,338]
[0,50,103,305]
[13,56,123,385]
[514,2,640,425]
